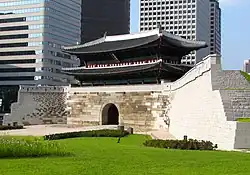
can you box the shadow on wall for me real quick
[0,86,19,114]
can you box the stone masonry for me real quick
[3,86,69,126]
[220,90,250,121]
[67,91,169,132]
[168,54,250,150]
[4,54,250,150]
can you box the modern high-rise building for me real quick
[243,60,250,73]
[139,0,221,64]
[0,0,81,113]
[81,0,130,43]
[0,0,81,86]
[209,0,221,55]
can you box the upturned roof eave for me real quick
[62,29,160,51]
[62,29,207,54]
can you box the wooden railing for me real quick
[63,59,181,70]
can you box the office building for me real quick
[0,0,81,86]
[243,60,250,73]
[0,0,81,113]
[81,0,130,43]
[139,0,221,64]
[209,0,221,55]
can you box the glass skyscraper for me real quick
[0,0,81,114]
[0,0,81,86]
[81,0,130,43]
[139,0,221,64]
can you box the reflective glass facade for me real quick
[0,0,81,112]
[139,0,220,64]
[0,0,81,87]
[81,0,130,43]
[0,0,43,7]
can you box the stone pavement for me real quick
[0,125,118,136]
[0,125,176,140]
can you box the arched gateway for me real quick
[102,103,119,125]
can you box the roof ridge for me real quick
[62,29,207,53]
[162,31,206,45]
[63,37,106,50]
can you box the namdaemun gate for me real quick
[62,28,207,85]
[5,27,250,150]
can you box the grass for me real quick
[240,70,250,83]
[0,136,68,158]
[0,135,250,175]
[236,118,250,122]
[224,88,250,90]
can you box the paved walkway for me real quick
[0,125,175,140]
[0,125,118,136]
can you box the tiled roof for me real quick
[62,28,207,54]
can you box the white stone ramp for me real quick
[0,125,118,137]
[150,129,176,140]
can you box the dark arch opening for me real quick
[102,103,119,125]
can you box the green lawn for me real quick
[236,118,250,122]
[1,135,250,175]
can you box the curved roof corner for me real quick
[62,29,207,54]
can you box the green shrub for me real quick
[143,139,216,150]
[236,118,250,122]
[240,71,250,83]
[0,125,23,130]
[0,136,68,158]
[44,129,129,140]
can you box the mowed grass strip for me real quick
[0,135,250,175]
[236,118,250,122]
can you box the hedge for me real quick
[143,139,217,150]
[44,129,129,140]
[0,125,24,130]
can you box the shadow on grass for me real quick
[0,152,74,160]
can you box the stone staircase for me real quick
[212,70,250,90]
[220,90,250,121]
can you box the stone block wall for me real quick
[168,70,237,150]
[234,122,250,149]
[167,54,250,150]
[212,70,250,90]
[220,90,250,121]
[3,86,69,126]
[67,90,170,132]
[3,54,250,150]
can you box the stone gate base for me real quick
[4,54,250,150]
[67,90,169,132]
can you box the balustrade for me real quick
[86,59,160,69]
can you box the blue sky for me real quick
[130,0,250,70]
